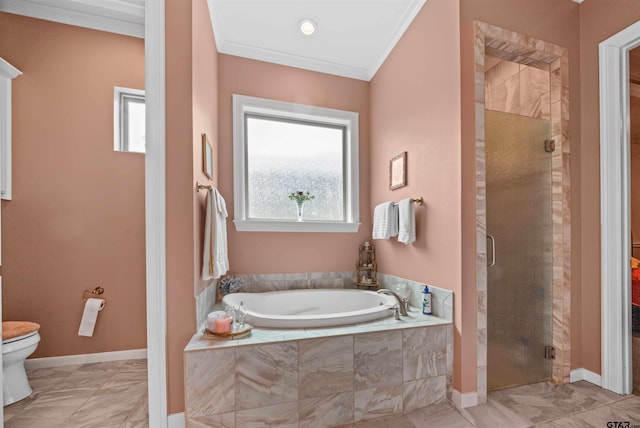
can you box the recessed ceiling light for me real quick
[299,19,316,36]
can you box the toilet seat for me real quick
[2,331,40,354]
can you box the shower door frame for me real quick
[473,22,572,404]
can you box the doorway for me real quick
[600,19,640,396]
[0,1,167,425]
[474,21,571,403]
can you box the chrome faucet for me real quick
[377,289,409,316]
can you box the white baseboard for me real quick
[570,368,602,386]
[25,348,147,370]
[168,412,185,428]
[451,389,478,409]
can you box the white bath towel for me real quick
[372,201,398,240]
[202,188,229,281]
[398,198,416,244]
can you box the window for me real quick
[114,86,145,153]
[233,94,360,232]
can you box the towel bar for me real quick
[394,197,423,206]
[196,182,212,192]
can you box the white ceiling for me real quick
[0,0,585,81]
[0,0,426,82]
[207,0,427,81]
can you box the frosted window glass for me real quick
[246,115,345,221]
[125,99,146,153]
[114,87,145,154]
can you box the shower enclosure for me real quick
[486,110,553,391]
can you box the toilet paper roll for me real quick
[77,298,105,337]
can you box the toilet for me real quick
[2,321,40,406]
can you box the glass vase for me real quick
[296,201,305,222]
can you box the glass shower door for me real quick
[486,110,553,391]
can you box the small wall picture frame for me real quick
[389,151,407,190]
[202,133,213,179]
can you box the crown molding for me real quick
[217,41,372,81]
[208,0,427,82]
[0,0,144,38]
[366,0,427,80]
[0,58,21,80]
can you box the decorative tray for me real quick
[204,323,253,339]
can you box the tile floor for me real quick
[350,381,640,428]
[4,359,640,428]
[4,359,148,428]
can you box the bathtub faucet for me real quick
[376,289,409,316]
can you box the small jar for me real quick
[207,311,225,332]
[225,305,236,325]
[215,313,232,334]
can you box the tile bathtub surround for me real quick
[378,273,453,321]
[196,281,217,329]
[201,271,355,327]
[204,271,453,330]
[232,271,356,294]
[184,316,453,426]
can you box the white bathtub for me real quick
[222,289,397,328]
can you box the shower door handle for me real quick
[487,235,496,267]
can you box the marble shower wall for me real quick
[485,58,551,120]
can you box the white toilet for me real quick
[2,321,40,406]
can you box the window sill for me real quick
[233,220,361,233]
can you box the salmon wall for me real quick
[369,0,465,390]
[192,0,219,297]
[217,55,371,274]
[0,13,146,357]
[578,0,640,375]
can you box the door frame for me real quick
[145,0,168,425]
[599,20,640,396]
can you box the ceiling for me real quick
[207,0,427,81]
[0,0,586,81]
[0,0,426,81]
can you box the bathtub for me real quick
[221,289,397,328]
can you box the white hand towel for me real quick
[202,188,229,281]
[398,198,416,244]
[372,201,398,240]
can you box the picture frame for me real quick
[202,133,213,179]
[389,151,407,190]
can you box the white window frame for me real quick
[114,86,145,153]
[233,94,360,233]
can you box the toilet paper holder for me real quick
[82,286,107,306]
